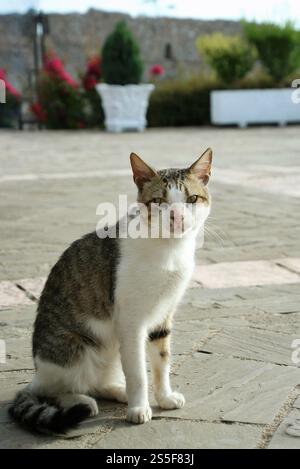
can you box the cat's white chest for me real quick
[115,237,195,327]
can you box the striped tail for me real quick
[9,387,92,435]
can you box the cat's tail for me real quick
[9,386,92,435]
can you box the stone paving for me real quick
[0,127,300,449]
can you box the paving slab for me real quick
[269,409,300,448]
[0,281,32,308]
[193,260,300,289]
[200,326,300,366]
[94,419,261,449]
[1,127,300,448]
[156,354,300,425]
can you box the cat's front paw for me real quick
[156,391,185,410]
[127,405,152,424]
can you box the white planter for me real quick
[96,83,154,132]
[211,89,300,127]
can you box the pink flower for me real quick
[83,56,102,90]
[31,102,47,122]
[150,64,165,77]
[44,53,78,88]
[87,56,102,79]
[83,75,98,91]
[0,68,22,98]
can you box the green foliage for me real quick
[197,33,257,84]
[37,73,85,129]
[82,89,104,128]
[147,76,219,127]
[244,21,300,82]
[102,21,144,85]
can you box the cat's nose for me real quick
[170,212,184,223]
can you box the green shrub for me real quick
[244,21,300,82]
[102,21,144,85]
[82,89,104,128]
[147,76,220,127]
[197,33,257,85]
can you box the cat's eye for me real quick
[151,197,163,205]
[187,195,198,204]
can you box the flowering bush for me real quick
[0,68,21,127]
[83,56,102,90]
[32,52,85,129]
[32,52,105,129]
[30,102,47,123]
[44,52,78,88]
[82,55,104,127]
[150,64,165,78]
[0,68,22,99]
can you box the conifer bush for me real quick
[102,21,144,85]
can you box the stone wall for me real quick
[0,9,242,89]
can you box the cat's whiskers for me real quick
[204,223,225,247]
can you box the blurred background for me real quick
[0,0,300,129]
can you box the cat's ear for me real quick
[130,153,157,188]
[188,148,212,185]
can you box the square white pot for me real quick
[96,83,154,132]
[211,89,300,127]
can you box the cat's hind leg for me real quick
[91,351,127,403]
[148,323,185,410]
[93,386,127,403]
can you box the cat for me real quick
[9,148,212,434]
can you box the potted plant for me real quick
[197,24,300,127]
[96,21,154,132]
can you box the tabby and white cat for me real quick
[9,148,212,434]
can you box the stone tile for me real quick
[0,281,32,308]
[193,260,300,289]
[1,337,34,371]
[276,258,300,275]
[200,327,300,366]
[0,370,35,408]
[269,409,300,448]
[293,397,300,410]
[156,354,300,425]
[16,277,46,300]
[171,321,215,357]
[0,421,110,449]
[95,419,261,449]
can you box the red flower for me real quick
[0,68,22,98]
[87,56,102,79]
[83,56,102,91]
[150,64,165,77]
[31,102,47,122]
[83,75,98,91]
[44,53,78,88]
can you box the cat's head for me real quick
[130,149,212,238]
